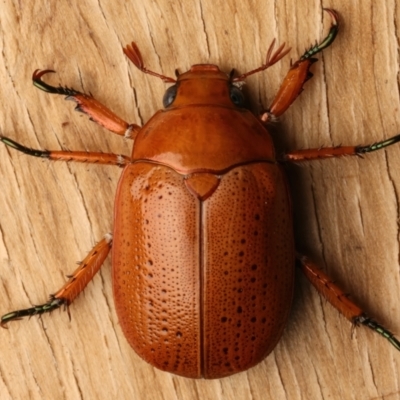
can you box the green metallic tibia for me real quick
[300,9,339,61]
[1,297,65,327]
[356,134,400,154]
[357,314,400,351]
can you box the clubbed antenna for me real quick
[123,42,176,83]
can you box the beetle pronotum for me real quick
[1,9,399,379]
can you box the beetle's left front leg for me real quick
[1,235,112,326]
[297,253,400,351]
[261,9,338,122]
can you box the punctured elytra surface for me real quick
[113,161,294,378]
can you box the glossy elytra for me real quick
[1,9,400,379]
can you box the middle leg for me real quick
[280,134,400,162]
[0,136,131,167]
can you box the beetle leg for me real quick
[1,235,112,327]
[0,136,131,167]
[280,133,400,162]
[261,9,339,122]
[296,253,400,351]
[33,70,140,139]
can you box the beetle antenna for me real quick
[233,9,339,83]
[123,42,176,83]
[232,39,291,82]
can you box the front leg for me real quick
[33,70,141,139]
[262,9,339,122]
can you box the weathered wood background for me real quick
[1,1,400,399]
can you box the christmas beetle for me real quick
[1,9,399,379]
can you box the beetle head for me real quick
[163,64,246,109]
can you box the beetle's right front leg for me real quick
[33,70,141,139]
[1,234,112,326]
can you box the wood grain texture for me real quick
[0,0,399,399]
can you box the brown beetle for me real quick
[1,9,399,379]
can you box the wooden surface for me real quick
[1,1,400,399]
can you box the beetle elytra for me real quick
[1,9,400,379]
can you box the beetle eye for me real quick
[229,85,245,107]
[163,85,177,107]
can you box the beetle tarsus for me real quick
[356,314,400,351]
[300,9,339,60]
[32,69,79,96]
[0,297,66,327]
[0,136,50,158]
[356,134,400,154]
